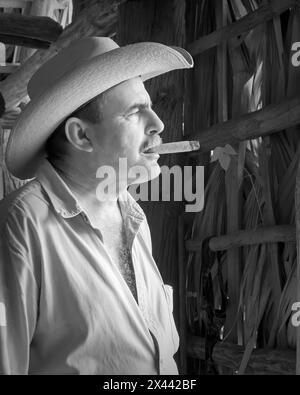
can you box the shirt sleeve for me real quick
[0,205,39,375]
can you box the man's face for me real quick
[87,77,164,185]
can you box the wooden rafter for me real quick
[188,0,299,56]
[0,0,31,8]
[0,13,63,48]
[186,225,295,252]
[189,95,300,152]
[0,0,68,9]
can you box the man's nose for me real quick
[145,110,164,136]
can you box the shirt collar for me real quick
[36,160,82,218]
[36,160,146,225]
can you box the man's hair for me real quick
[45,91,107,162]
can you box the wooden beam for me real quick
[216,0,242,344]
[187,335,296,375]
[188,0,298,56]
[0,0,126,112]
[0,13,63,48]
[186,225,296,252]
[18,0,72,63]
[0,35,51,49]
[0,0,67,9]
[0,0,32,8]
[18,0,56,63]
[189,95,300,152]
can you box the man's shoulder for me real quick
[0,180,50,229]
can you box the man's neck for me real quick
[49,159,126,215]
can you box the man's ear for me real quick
[64,117,93,152]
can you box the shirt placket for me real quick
[80,194,165,374]
[131,246,166,374]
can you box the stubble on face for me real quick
[88,77,164,185]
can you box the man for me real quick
[0,37,193,374]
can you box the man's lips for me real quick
[141,141,162,154]
[142,147,160,154]
[141,150,160,159]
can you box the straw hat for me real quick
[5,37,193,180]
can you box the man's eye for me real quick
[128,109,140,116]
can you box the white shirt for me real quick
[0,160,179,375]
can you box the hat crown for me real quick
[28,37,119,100]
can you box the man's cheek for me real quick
[120,141,141,160]
[108,140,127,156]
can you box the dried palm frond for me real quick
[186,0,298,374]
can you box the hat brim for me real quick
[6,42,193,180]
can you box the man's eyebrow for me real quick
[124,100,153,113]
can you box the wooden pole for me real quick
[0,0,125,111]
[187,335,296,375]
[0,0,68,8]
[0,13,62,48]
[19,0,61,63]
[189,95,300,152]
[0,0,36,7]
[215,0,242,344]
[188,0,298,56]
[186,225,296,252]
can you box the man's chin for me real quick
[144,164,161,183]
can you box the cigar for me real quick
[154,141,200,155]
